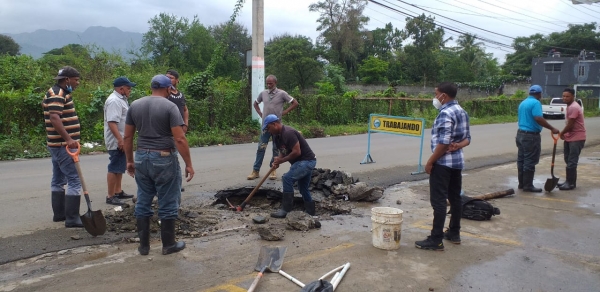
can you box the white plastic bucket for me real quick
[371,207,403,250]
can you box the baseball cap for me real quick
[113,76,137,87]
[53,66,80,80]
[262,114,280,131]
[150,75,171,89]
[529,85,542,94]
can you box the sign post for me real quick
[361,114,426,175]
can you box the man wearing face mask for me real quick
[43,66,84,228]
[415,82,471,251]
[124,75,195,256]
[103,77,137,206]
[516,85,559,192]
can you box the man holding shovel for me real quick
[263,115,317,218]
[124,74,195,256]
[43,66,84,228]
[557,88,586,190]
[516,85,559,192]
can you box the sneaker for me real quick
[443,230,461,244]
[115,191,134,199]
[247,170,260,180]
[415,236,444,251]
[106,196,126,206]
[269,170,277,180]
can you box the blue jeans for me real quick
[133,150,181,219]
[429,164,462,241]
[282,160,316,202]
[252,130,279,171]
[564,140,585,169]
[516,131,541,172]
[48,146,81,196]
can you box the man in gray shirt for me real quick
[123,74,195,256]
[247,75,298,181]
[103,77,136,206]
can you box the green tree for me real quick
[362,23,403,61]
[0,35,20,56]
[401,14,446,83]
[357,56,388,84]
[503,34,547,76]
[436,50,474,82]
[209,22,252,80]
[265,34,323,90]
[309,0,369,78]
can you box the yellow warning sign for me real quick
[370,115,423,137]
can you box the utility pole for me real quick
[251,0,265,123]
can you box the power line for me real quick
[476,0,566,28]
[560,0,600,17]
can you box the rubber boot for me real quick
[559,168,576,191]
[517,169,523,190]
[557,168,568,188]
[64,195,84,228]
[271,192,294,218]
[522,171,542,193]
[161,219,185,255]
[137,217,151,255]
[51,191,66,222]
[304,201,316,216]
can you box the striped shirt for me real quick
[430,100,471,169]
[43,85,81,147]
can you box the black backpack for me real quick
[460,195,500,221]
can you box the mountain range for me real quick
[4,26,144,59]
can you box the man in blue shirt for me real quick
[416,82,471,251]
[516,85,559,192]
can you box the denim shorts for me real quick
[108,150,126,173]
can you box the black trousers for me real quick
[429,164,463,241]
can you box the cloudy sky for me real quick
[1,0,599,62]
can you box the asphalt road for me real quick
[0,118,599,240]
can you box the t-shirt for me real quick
[274,125,316,165]
[517,96,543,133]
[42,84,81,147]
[125,96,184,150]
[564,101,586,142]
[103,91,128,150]
[168,89,186,119]
[256,88,294,119]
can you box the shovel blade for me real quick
[254,246,287,273]
[81,209,107,236]
[544,177,559,192]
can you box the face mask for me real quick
[433,94,444,109]
[65,79,74,93]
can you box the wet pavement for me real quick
[1,142,599,292]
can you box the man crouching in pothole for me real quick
[262,114,317,218]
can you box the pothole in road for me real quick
[104,168,385,240]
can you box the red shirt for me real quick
[564,102,586,142]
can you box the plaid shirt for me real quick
[430,100,471,169]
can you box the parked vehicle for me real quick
[542,97,584,119]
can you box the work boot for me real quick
[115,190,134,199]
[559,168,577,191]
[271,192,294,218]
[517,169,523,189]
[557,168,568,188]
[51,191,66,222]
[522,171,542,193]
[269,170,277,180]
[247,170,259,180]
[137,217,151,255]
[415,236,444,251]
[64,195,84,228]
[161,219,185,255]
[304,200,316,216]
[443,229,461,244]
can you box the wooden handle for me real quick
[240,166,277,210]
[247,267,266,292]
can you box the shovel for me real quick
[248,246,288,292]
[231,166,277,212]
[544,133,560,192]
[66,143,107,236]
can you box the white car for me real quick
[541,97,584,119]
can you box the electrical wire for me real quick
[560,0,600,17]
[476,0,566,28]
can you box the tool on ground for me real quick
[248,245,287,292]
[66,143,106,236]
[233,166,277,212]
[300,262,351,292]
[544,133,560,192]
[447,188,514,206]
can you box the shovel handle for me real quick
[65,142,81,162]
[247,266,267,292]
[551,132,559,143]
[68,144,92,210]
[237,166,277,212]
